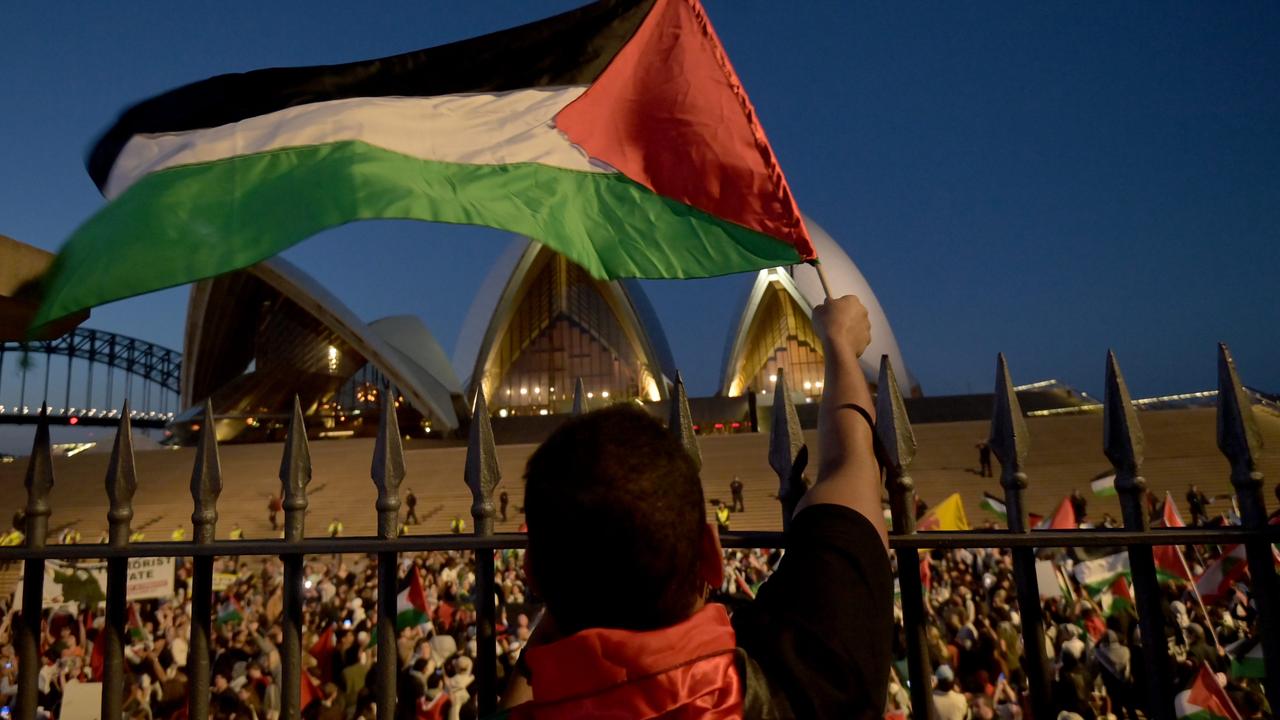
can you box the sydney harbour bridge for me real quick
[0,327,179,429]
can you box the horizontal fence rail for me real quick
[2,345,1276,720]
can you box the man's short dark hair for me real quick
[524,406,705,634]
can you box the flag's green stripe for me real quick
[36,140,801,327]
[396,608,427,630]
[1230,656,1265,680]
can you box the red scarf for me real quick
[512,604,743,719]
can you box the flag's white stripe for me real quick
[105,86,609,199]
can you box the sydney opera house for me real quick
[173,215,924,444]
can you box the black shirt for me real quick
[732,504,893,719]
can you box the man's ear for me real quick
[698,522,724,588]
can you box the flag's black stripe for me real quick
[88,0,655,191]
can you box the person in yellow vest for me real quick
[60,527,81,545]
[170,526,186,541]
[328,518,344,538]
[229,525,245,540]
[0,530,23,546]
[450,516,466,534]
[97,530,109,544]
[129,530,145,542]
[714,502,731,532]
[398,522,410,537]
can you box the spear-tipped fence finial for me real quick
[668,371,701,470]
[988,353,1030,482]
[279,396,311,543]
[466,387,501,536]
[23,404,53,548]
[572,377,587,416]
[1217,343,1262,485]
[1215,343,1280,720]
[1102,350,1176,720]
[1103,351,1145,487]
[189,401,222,544]
[877,356,917,533]
[768,368,807,529]
[372,394,406,540]
[876,355,915,478]
[105,402,138,548]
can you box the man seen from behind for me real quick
[499,295,891,719]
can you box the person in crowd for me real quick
[1069,489,1088,523]
[730,476,745,512]
[1187,484,1210,526]
[405,488,420,525]
[975,441,993,478]
[267,492,282,531]
[933,665,970,720]
[498,294,890,718]
[713,500,731,532]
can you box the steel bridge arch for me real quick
[1,327,182,395]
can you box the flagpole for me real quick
[1182,550,1223,649]
[811,260,835,299]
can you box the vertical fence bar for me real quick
[571,377,587,416]
[16,408,51,720]
[372,396,405,720]
[467,388,501,714]
[1216,344,1280,709]
[668,371,702,469]
[877,357,934,720]
[988,355,1052,720]
[768,368,808,531]
[188,402,222,720]
[1103,352,1174,720]
[101,404,138,720]
[279,397,312,719]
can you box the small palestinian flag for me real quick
[397,567,430,630]
[1195,545,1249,604]
[34,0,814,329]
[1226,636,1264,680]
[1154,544,1193,583]
[1037,496,1077,530]
[1090,472,1117,497]
[216,597,244,626]
[1161,491,1186,528]
[1073,551,1131,593]
[1101,576,1135,618]
[979,492,1007,521]
[1175,664,1242,720]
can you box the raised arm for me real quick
[796,294,888,548]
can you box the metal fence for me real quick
[0,344,1277,720]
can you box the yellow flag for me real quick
[919,493,969,531]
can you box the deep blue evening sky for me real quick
[2,2,1277,399]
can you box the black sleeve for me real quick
[732,504,893,720]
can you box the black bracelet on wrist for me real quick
[836,403,888,469]
[837,403,876,432]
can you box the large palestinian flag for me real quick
[33,0,814,328]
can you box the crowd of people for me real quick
[0,459,1271,720]
[0,486,1274,719]
[0,481,1271,720]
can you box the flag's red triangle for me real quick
[1162,491,1185,528]
[309,624,336,684]
[557,0,814,259]
[1188,663,1242,720]
[1048,496,1077,529]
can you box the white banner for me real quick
[14,557,175,609]
[60,681,102,720]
